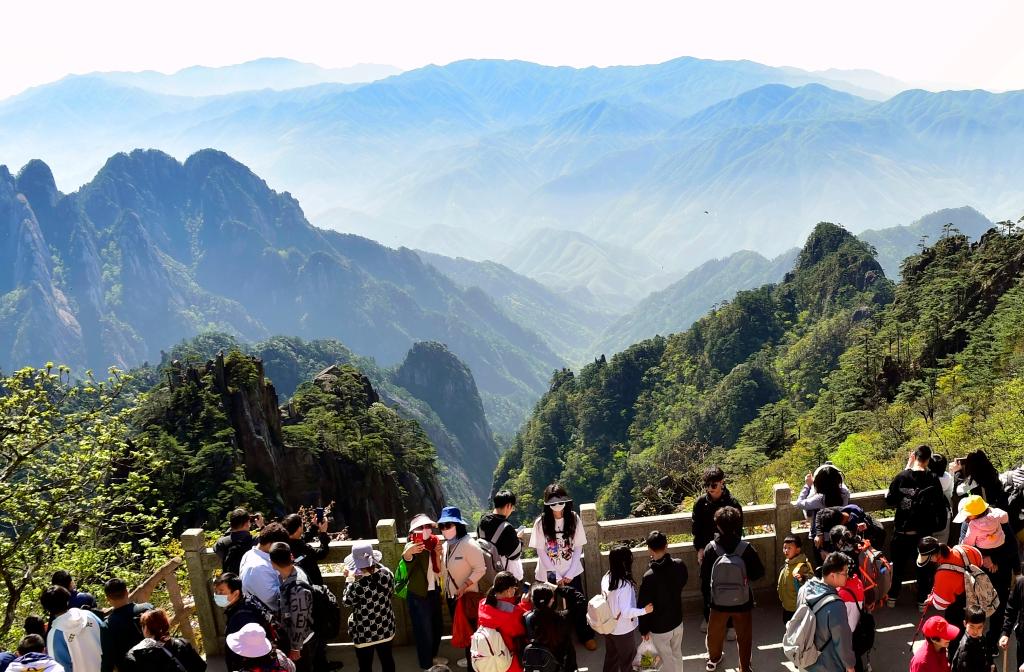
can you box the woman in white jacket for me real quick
[600,544,654,672]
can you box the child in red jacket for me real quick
[476,572,529,672]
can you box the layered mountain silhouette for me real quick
[0,149,562,434]
[2,57,1019,304]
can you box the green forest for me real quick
[494,220,1024,520]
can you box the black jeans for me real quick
[407,589,443,669]
[354,642,395,672]
[888,532,934,600]
[567,574,596,643]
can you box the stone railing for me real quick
[183,484,892,659]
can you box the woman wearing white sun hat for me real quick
[401,513,447,671]
[227,622,296,672]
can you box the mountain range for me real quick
[4,56,1021,301]
[0,149,562,435]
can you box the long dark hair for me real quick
[540,483,576,543]
[528,584,568,650]
[484,571,519,607]
[964,450,1002,495]
[813,465,845,507]
[607,545,635,590]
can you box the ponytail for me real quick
[485,571,518,607]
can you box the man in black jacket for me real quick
[638,530,687,672]
[213,572,277,672]
[102,577,153,672]
[885,445,948,607]
[692,466,743,632]
[283,513,331,586]
[477,490,525,581]
[213,508,258,575]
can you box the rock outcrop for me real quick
[161,353,443,537]
[395,342,501,503]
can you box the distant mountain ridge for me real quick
[2,56,1022,326]
[0,149,562,435]
[88,58,401,97]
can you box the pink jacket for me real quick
[963,508,1009,549]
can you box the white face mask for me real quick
[214,594,231,608]
[547,502,566,512]
[442,526,457,540]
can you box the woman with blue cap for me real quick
[438,505,486,668]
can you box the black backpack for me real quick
[309,583,341,640]
[521,643,561,672]
[522,611,562,672]
[222,539,251,575]
[909,481,948,535]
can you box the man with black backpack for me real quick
[477,490,525,581]
[102,577,153,672]
[638,530,688,672]
[700,506,764,672]
[885,445,950,609]
[214,508,258,576]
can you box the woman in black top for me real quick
[525,583,582,672]
[124,609,206,672]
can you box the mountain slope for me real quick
[415,250,617,362]
[494,223,893,519]
[499,228,676,310]
[592,248,799,357]
[0,149,562,434]
[857,206,994,278]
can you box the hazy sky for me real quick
[2,0,1022,99]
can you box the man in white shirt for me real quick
[240,522,291,611]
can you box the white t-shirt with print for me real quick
[531,513,586,582]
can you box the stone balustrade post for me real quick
[181,528,221,656]
[580,503,601,599]
[773,483,793,574]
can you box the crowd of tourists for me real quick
[190,448,1024,672]
[0,571,206,672]
[14,443,1024,672]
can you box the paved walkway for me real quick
[209,598,1001,671]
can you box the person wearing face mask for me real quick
[401,513,446,671]
[212,573,276,672]
[530,483,598,651]
[438,506,485,669]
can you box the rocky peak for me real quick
[15,160,60,221]
[394,341,499,502]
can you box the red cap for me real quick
[922,616,960,641]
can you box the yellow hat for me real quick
[952,495,987,523]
